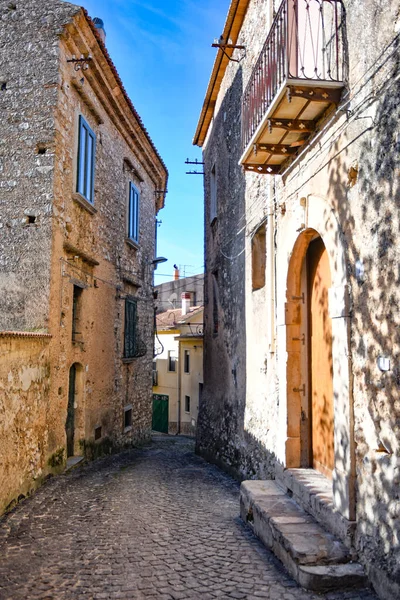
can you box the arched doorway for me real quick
[278,196,355,521]
[307,236,334,478]
[66,363,84,457]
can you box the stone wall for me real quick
[0,0,167,513]
[197,0,400,595]
[196,0,277,481]
[0,334,54,515]
[0,0,79,331]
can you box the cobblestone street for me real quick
[0,436,378,600]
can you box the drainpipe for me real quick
[177,338,182,435]
[268,177,277,354]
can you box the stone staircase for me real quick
[240,480,367,592]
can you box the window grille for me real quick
[124,298,147,359]
[124,298,137,358]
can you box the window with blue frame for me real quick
[128,182,139,243]
[77,115,96,204]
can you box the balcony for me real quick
[240,0,345,174]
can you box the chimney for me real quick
[93,17,106,43]
[174,267,180,281]
[181,292,191,316]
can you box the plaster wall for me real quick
[0,335,54,515]
[274,2,400,593]
[179,340,203,437]
[153,331,179,433]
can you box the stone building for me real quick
[194,0,400,597]
[0,0,167,514]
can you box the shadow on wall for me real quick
[196,66,278,481]
[326,36,400,595]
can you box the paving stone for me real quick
[0,436,378,600]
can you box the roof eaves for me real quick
[80,9,169,186]
[193,0,250,147]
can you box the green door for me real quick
[152,394,169,434]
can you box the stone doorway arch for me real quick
[277,195,355,521]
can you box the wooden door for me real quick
[307,238,334,478]
[66,365,76,457]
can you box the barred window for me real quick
[124,298,137,358]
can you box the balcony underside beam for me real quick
[267,118,316,133]
[287,85,343,104]
[243,164,282,174]
[255,143,299,156]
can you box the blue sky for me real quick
[69,0,230,282]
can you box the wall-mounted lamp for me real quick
[152,257,167,266]
[67,54,93,71]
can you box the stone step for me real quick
[240,480,367,592]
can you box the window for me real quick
[124,298,137,358]
[77,115,96,204]
[128,182,140,243]
[168,350,177,372]
[72,285,83,341]
[184,350,190,374]
[252,223,267,290]
[124,405,133,431]
[94,426,102,441]
[210,164,217,222]
[185,395,190,413]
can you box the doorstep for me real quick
[240,480,367,592]
[275,466,357,547]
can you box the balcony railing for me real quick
[241,0,344,154]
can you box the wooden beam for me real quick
[287,85,343,104]
[256,143,298,155]
[243,163,281,175]
[267,118,315,133]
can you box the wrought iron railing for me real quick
[241,0,344,151]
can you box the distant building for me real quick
[0,0,167,514]
[155,272,204,313]
[153,285,203,436]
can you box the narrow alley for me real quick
[0,437,377,600]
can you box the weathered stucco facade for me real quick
[153,303,203,436]
[0,0,167,514]
[195,0,400,597]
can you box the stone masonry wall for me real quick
[196,0,278,481]
[0,0,79,330]
[45,9,163,455]
[0,0,167,513]
[198,0,400,596]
